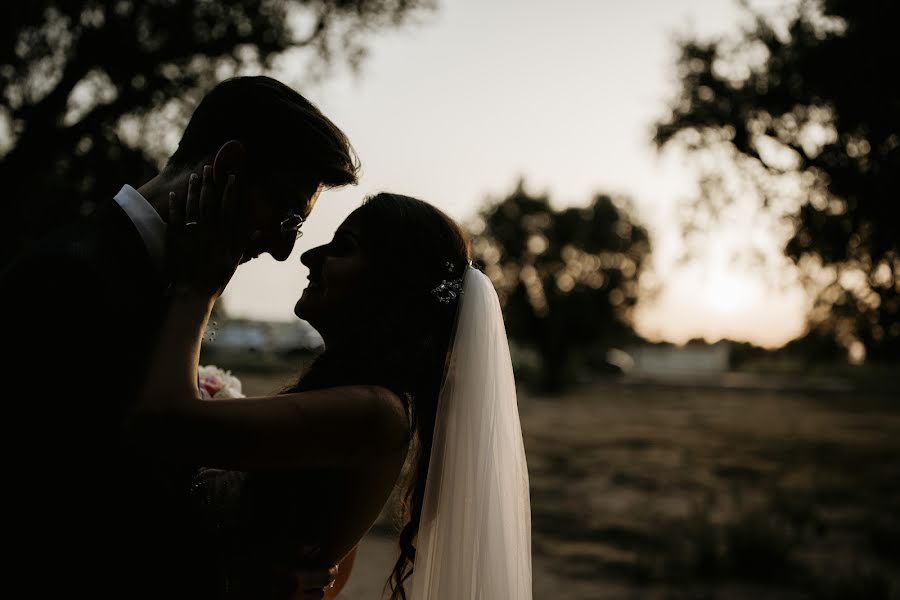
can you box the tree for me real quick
[655,0,900,361]
[0,0,432,264]
[471,180,652,392]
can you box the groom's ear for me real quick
[212,140,248,187]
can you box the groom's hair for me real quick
[167,76,359,188]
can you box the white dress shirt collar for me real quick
[113,184,167,272]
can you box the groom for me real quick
[0,76,357,599]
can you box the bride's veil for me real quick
[409,266,532,599]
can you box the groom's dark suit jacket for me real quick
[0,200,212,598]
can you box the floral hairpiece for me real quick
[430,260,470,304]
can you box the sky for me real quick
[222,0,810,348]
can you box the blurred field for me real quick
[236,370,900,599]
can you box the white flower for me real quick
[198,365,245,400]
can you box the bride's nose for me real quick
[300,244,326,270]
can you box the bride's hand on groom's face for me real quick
[167,164,245,297]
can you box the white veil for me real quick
[409,267,532,599]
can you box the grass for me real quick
[520,379,900,598]
[229,363,900,599]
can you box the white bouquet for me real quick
[198,365,245,400]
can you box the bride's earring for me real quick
[202,320,218,344]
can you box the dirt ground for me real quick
[236,372,900,599]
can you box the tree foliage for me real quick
[0,0,432,263]
[655,0,900,361]
[472,181,652,392]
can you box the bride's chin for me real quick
[294,296,314,319]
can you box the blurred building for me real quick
[625,340,731,378]
[203,318,324,354]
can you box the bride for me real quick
[128,173,532,598]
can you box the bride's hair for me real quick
[286,193,470,600]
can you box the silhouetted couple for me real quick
[0,76,530,600]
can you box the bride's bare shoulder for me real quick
[334,385,409,429]
[280,384,410,448]
[349,384,410,441]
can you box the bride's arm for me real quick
[131,378,407,471]
[124,168,408,471]
[127,285,407,470]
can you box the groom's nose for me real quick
[268,235,297,262]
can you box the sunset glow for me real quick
[222,0,810,349]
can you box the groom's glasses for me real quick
[280,211,305,239]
